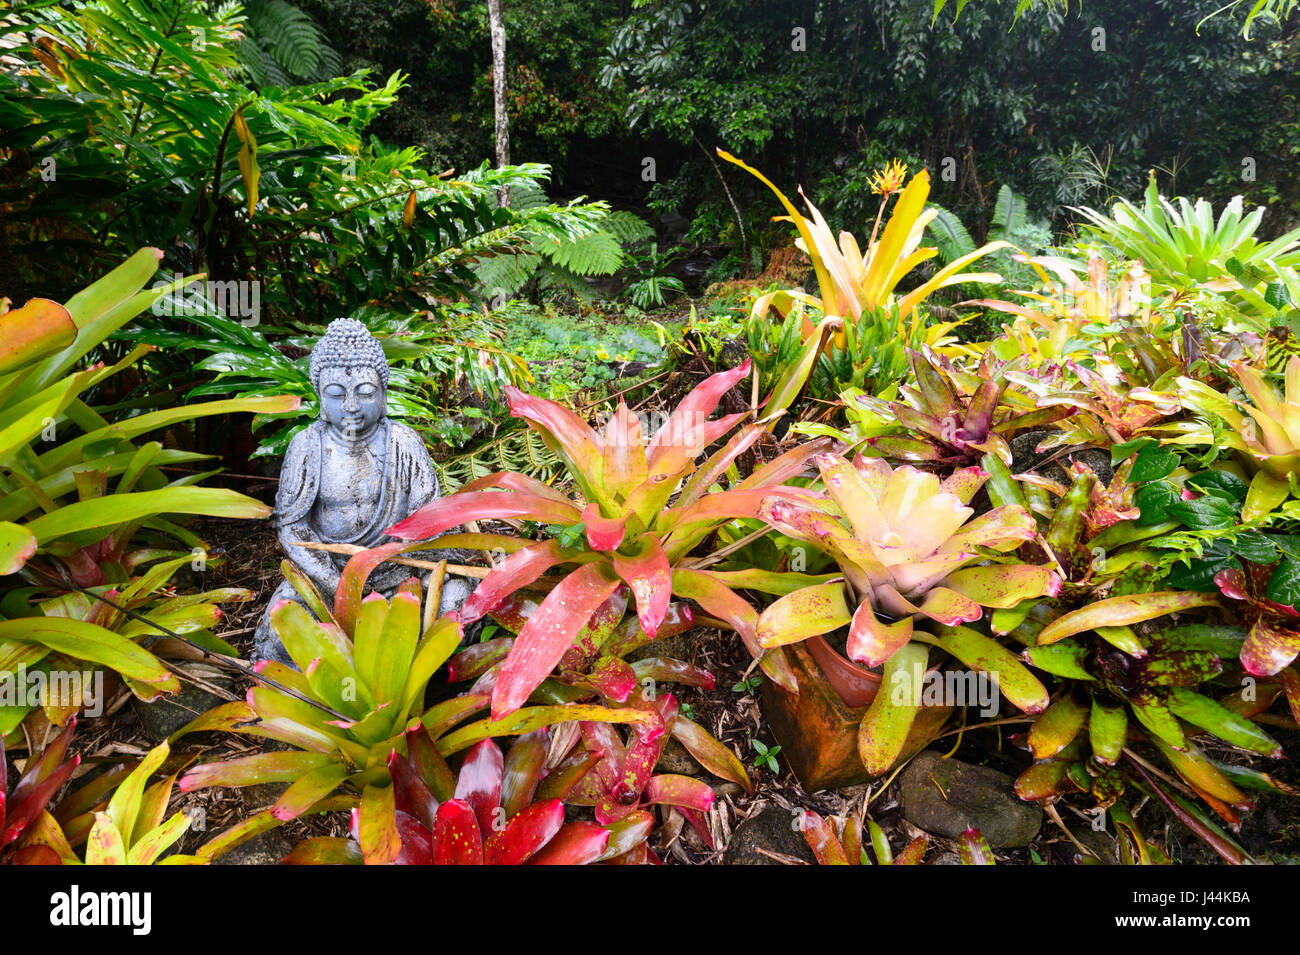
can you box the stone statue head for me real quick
[309,318,389,443]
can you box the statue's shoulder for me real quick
[283,420,323,463]
[275,420,324,522]
[389,420,431,456]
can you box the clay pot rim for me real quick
[805,633,881,709]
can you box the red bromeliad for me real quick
[287,728,660,865]
[1,719,80,865]
[383,362,829,721]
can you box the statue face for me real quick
[317,366,385,442]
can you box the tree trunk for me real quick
[488,0,510,208]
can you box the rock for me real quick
[627,630,694,666]
[719,336,749,369]
[655,739,701,776]
[213,829,295,866]
[131,663,236,743]
[1071,827,1120,864]
[900,751,1042,848]
[1067,447,1114,487]
[1008,429,1053,473]
[723,805,817,865]
[1009,429,1113,487]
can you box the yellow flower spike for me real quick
[868,159,909,196]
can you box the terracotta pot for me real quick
[761,636,952,792]
[805,634,880,708]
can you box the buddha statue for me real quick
[252,318,474,664]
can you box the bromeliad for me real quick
[288,729,656,865]
[853,347,1067,466]
[384,362,826,720]
[176,549,655,860]
[718,151,1006,419]
[753,452,1058,773]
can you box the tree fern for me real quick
[990,184,1028,241]
[476,251,543,300]
[471,201,653,299]
[547,230,624,275]
[925,203,977,265]
[536,262,601,303]
[240,0,340,85]
[601,209,656,244]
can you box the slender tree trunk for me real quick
[693,131,749,276]
[488,0,510,208]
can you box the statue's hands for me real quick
[280,523,337,596]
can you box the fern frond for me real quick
[545,230,624,275]
[536,262,600,303]
[437,428,561,490]
[475,252,542,298]
[600,210,655,244]
[244,0,340,82]
[991,184,1028,239]
[925,203,977,265]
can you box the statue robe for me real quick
[252,418,475,664]
[275,419,441,592]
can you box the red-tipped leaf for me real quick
[492,563,622,719]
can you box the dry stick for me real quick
[682,525,774,570]
[424,559,447,634]
[693,131,749,272]
[1043,801,1097,861]
[141,639,243,700]
[1122,746,1197,801]
[629,373,677,415]
[292,541,491,578]
[157,659,242,703]
[754,847,810,865]
[463,519,499,570]
[574,368,673,413]
[929,715,1034,740]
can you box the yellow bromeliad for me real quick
[720,149,1008,348]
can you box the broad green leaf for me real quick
[858,642,928,775]
[25,486,271,543]
[0,617,174,686]
[1166,688,1282,757]
[1037,592,1221,645]
[756,580,851,649]
[930,624,1049,713]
